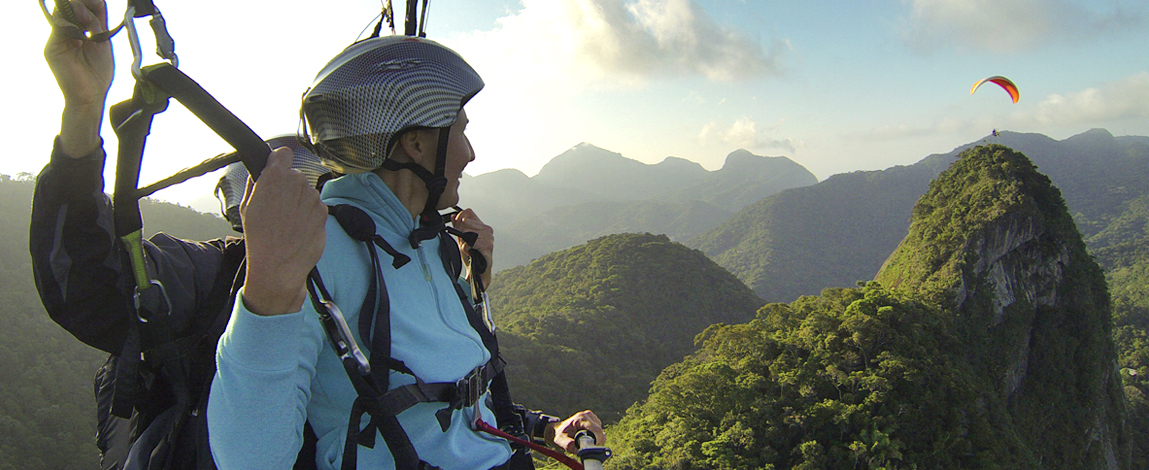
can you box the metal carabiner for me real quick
[123,5,178,80]
[317,298,372,376]
[133,279,171,323]
[475,292,496,333]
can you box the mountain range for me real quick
[460,143,818,269]
[693,128,1149,303]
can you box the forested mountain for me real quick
[1094,193,1149,470]
[0,175,231,469]
[489,233,764,421]
[460,143,817,269]
[693,129,1149,304]
[875,145,1127,468]
[610,145,1132,469]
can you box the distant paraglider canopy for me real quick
[971,76,1020,103]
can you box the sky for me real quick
[4,0,1147,212]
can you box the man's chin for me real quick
[437,193,460,210]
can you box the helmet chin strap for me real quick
[380,127,452,247]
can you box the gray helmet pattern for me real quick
[215,135,331,232]
[301,35,484,174]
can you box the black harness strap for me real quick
[106,79,167,418]
[404,0,419,36]
[306,264,431,470]
[105,59,269,419]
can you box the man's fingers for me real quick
[267,146,294,170]
[452,208,487,228]
[60,0,98,31]
[553,410,606,452]
[242,175,255,207]
[75,0,109,29]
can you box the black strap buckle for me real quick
[456,366,486,408]
[435,365,489,432]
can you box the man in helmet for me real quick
[32,1,602,468]
[209,35,604,470]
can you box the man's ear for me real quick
[394,129,435,165]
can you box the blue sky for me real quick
[4,0,1147,211]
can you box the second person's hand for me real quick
[45,0,115,158]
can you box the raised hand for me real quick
[44,0,115,157]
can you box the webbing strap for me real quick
[142,64,269,180]
[128,0,159,17]
[437,232,499,356]
[307,266,429,470]
[107,79,167,419]
[404,0,419,36]
[109,79,166,239]
[378,128,451,248]
[105,59,269,420]
[110,63,269,286]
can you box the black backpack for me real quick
[93,237,246,470]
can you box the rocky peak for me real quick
[875,144,1127,470]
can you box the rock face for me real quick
[875,145,1129,469]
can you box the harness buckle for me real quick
[456,366,485,408]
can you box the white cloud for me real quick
[448,0,784,89]
[697,117,797,152]
[899,0,1146,52]
[443,0,789,175]
[626,0,783,80]
[1021,72,1149,124]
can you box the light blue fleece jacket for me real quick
[208,172,512,469]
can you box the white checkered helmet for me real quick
[215,135,332,232]
[300,35,484,174]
